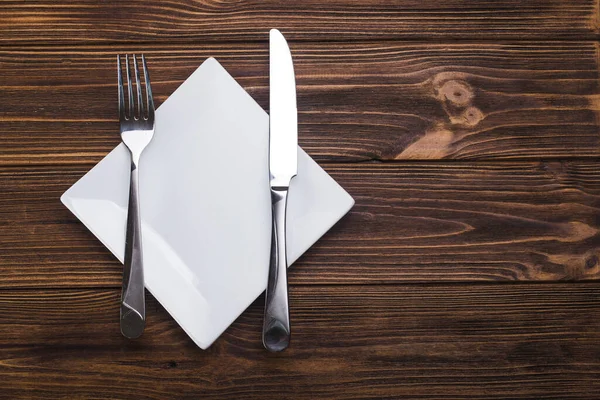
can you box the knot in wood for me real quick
[462,106,484,126]
[437,79,473,106]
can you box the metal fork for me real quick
[117,54,155,339]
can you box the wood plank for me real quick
[0,0,598,44]
[2,162,600,288]
[1,42,599,164]
[0,284,599,399]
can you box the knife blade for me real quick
[269,28,298,186]
[262,28,298,352]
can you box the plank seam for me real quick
[1,38,600,51]
[1,280,600,292]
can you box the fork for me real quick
[117,54,155,339]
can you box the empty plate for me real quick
[61,57,354,349]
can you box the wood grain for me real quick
[1,42,599,164]
[0,284,599,399]
[0,0,598,44]
[2,3,600,397]
[2,162,600,289]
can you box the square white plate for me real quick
[61,57,354,349]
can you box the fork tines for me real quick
[117,54,154,122]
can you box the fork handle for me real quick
[120,160,146,339]
[262,187,291,352]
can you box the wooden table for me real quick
[1,2,600,399]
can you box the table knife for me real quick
[262,28,298,352]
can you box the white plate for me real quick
[61,57,354,349]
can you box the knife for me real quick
[262,28,298,352]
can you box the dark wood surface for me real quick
[2,42,600,164]
[1,0,599,43]
[1,285,600,399]
[1,2,600,399]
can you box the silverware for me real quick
[117,54,155,339]
[262,29,298,352]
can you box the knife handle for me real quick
[263,187,291,352]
